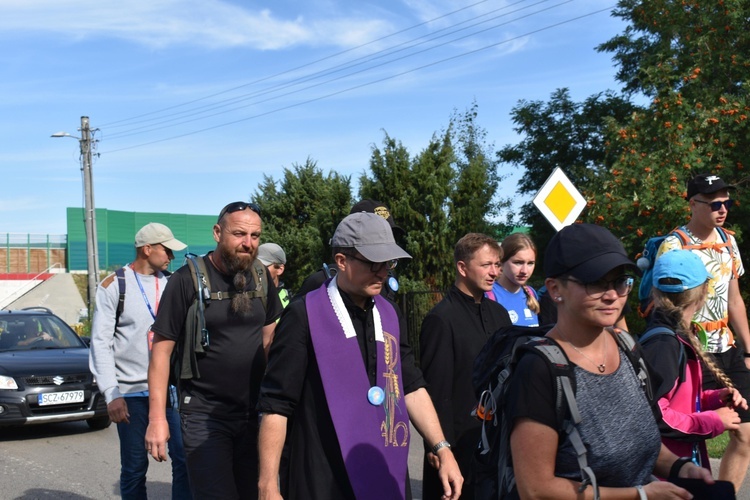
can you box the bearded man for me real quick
[146,201,283,500]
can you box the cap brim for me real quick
[357,243,412,262]
[705,183,736,194]
[567,252,639,282]
[161,238,187,251]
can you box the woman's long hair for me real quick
[651,282,734,389]
[501,233,541,314]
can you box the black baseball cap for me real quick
[350,199,405,237]
[687,173,735,200]
[544,223,639,282]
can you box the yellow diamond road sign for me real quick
[533,167,586,231]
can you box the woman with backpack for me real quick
[640,249,747,472]
[486,233,541,327]
[505,223,715,499]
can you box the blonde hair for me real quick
[501,233,540,314]
[652,283,734,390]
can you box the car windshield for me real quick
[0,315,85,351]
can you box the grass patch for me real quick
[707,432,730,459]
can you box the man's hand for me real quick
[145,419,170,462]
[426,451,440,470]
[436,447,463,499]
[107,397,129,424]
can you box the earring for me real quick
[555,296,563,302]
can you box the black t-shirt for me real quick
[153,253,283,418]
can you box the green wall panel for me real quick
[67,207,216,272]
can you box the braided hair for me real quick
[652,282,734,390]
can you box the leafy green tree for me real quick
[447,102,510,244]
[252,158,352,291]
[589,0,750,257]
[359,132,455,291]
[360,104,507,291]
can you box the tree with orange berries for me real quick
[589,0,750,255]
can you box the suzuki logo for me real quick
[52,376,64,386]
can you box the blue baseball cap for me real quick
[652,250,711,292]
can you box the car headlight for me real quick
[0,375,18,390]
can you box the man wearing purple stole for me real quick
[258,212,463,500]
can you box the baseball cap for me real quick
[652,249,711,293]
[332,212,411,262]
[349,199,405,237]
[544,223,638,282]
[134,223,187,251]
[687,173,735,200]
[257,243,286,266]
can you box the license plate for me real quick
[38,390,84,406]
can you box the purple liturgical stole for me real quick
[307,279,410,500]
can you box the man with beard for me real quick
[146,201,283,499]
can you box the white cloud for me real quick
[0,0,392,50]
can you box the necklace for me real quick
[556,328,607,373]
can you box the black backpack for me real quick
[471,325,653,500]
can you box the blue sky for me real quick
[1,0,626,235]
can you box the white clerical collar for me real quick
[327,275,384,342]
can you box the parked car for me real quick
[0,307,110,429]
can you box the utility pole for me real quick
[51,116,99,317]
[79,116,99,316]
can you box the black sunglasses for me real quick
[693,199,734,211]
[217,201,262,222]
[344,253,398,273]
[563,275,635,298]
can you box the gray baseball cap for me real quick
[332,212,411,262]
[257,243,286,266]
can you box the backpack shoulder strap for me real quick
[249,259,268,310]
[523,338,600,499]
[639,326,676,345]
[114,267,127,327]
[670,227,690,246]
[610,329,653,402]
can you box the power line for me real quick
[101,5,615,154]
[98,0,493,129]
[103,0,563,140]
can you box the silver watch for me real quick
[431,440,451,454]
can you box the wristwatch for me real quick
[431,440,451,455]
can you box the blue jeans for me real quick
[180,411,259,500]
[117,395,191,500]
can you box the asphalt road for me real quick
[0,421,426,500]
[3,421,747,500]
[0,421,173,499]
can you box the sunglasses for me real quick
[217,201,262,222]
[693,199,734,211]
[563,275,635,299]
[345,253,398,273]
